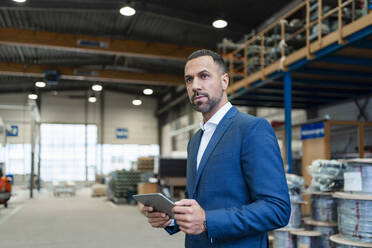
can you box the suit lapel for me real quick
[191,107,238,197]
[188,129,203,197]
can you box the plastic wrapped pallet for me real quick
[308,159,346,192]
[91,183,107,197]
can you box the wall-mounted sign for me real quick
[116,128,128,139]
[301,122,325,140]
[6,125,18,137]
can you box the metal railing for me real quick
[225,0,369,92]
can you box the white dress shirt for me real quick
[168,102,232,227]
[196,102,232,169]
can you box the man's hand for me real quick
[173,199,206,235]
[141,205,172,228]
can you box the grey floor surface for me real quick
[0,187,185,248]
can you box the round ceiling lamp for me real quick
[212,19,228,29]
[92,84,103,92]
[13,0,27,2]
[35,81,46,88]
[120,6,136,16]
[132,99,142,106]
[28,94,38,100]
[88,96,97,103]
[143,88,153,95]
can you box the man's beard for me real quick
[190,90,223,113]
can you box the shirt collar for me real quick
[200,102,232,131]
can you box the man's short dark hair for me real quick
[186,49,227,74]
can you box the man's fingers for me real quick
[147,212,167,218]
[148,216,170,223]
[173,213,191,222]
[142,206,154,212]
[150,220,168,227]
[161,219,172,228]
[172,205,193,214]
[175,199,196,206]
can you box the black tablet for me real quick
[133,193,175,218]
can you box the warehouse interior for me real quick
[0,0,371,247]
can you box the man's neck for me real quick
[202,98,228,123]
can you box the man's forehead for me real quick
[185,55,216,74]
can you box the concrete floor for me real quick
[0,187,185,248]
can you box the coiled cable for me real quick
[338,198,372,243]
[344,162,372,194]
[312,194,338,222]
[274,230,295,248]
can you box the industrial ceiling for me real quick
[0,0,294,98]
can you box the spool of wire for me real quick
[274,228,299,248]
[287,202,302,228]
[334,192,372,243]
[314,225,338,248]
[304,218,338,248]
[291,230,322,248]
[330,234,372,248]
[335,245,364,248]
[345,159,372,194]
[311,193,338,222]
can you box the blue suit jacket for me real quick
[166,106,290,247]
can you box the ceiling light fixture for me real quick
[120,6,136,16]
[88,96,97,103]
[143,88,153,95]
[28,94,38,100]
[92,84,103,92]
[35,81,46,88]
[12,0,27,2]
[132,99,142,106]
[212,19,228,29]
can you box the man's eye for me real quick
[201,74,209,79]
[185,78,192,83]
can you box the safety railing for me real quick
[225,0,370,93]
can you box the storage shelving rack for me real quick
[224,0,372,173]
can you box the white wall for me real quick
[0,93,31,144]
[104,91,158,144]
[0,91,158,145]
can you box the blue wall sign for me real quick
[301,122,325,140]
[116,128,128,139]
[6,125,18,137]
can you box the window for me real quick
[40,124,97,181]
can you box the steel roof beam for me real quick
[296,68,372,79]
[0,27,202,61]
[281,79,372,90]
[251,87,355,98]
[235,94,335,104]
[0,62,184,86]
[349,40,372,49]
[318,55,372,67]
[230,100,308,109]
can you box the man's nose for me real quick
[192,78,202,91]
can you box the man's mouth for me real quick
[193,92,208,101]
[194,95,206,101]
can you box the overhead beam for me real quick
[231,99,308,109]
[0,27,202,61]
[0,62,184,86]
[318,55,372,67]
[335,47,372,59]
[292,72,372,83]
[253,87,355,98]
[307,61,372,73]
[296,68,372,79]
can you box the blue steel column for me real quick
[284,71,293,173]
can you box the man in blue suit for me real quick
[143,49,290,247]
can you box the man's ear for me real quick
[221,73,229,91]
